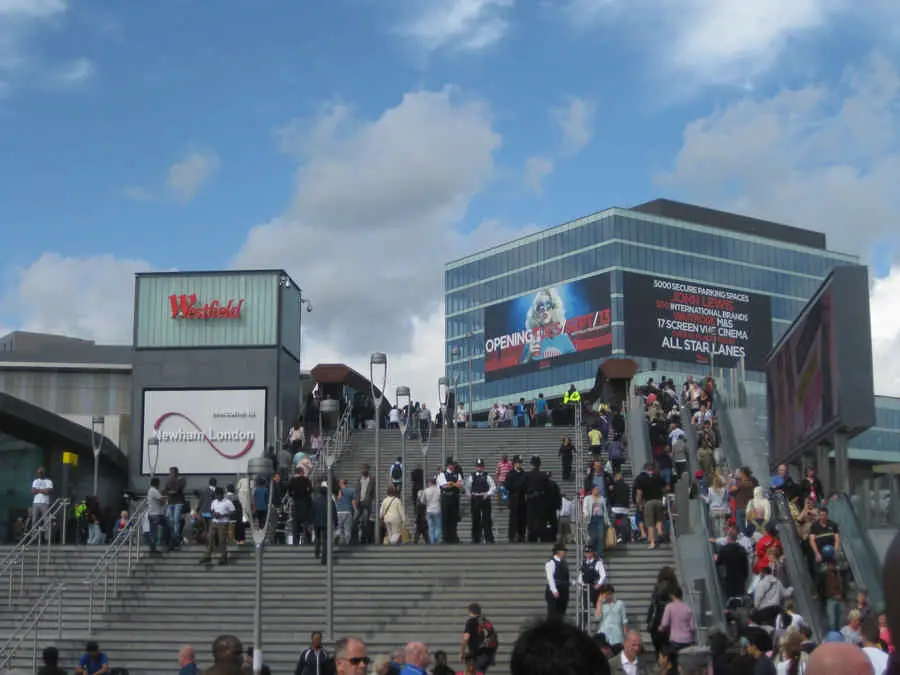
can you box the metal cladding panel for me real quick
[135,273,279,348]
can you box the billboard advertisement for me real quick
[142,388,267,475]
[622,273,772,371]
[482,273,612,382]
[766,265,875,465]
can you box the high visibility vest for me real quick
[564,390,581,404]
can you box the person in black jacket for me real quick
[647,566,681,655]
[715,529,750,601]
[311,483,337,565]
[506,456,527,543]
[525,457,550,543]
[798,467,825,505]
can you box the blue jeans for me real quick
[87,524,104,545]
[149,515,169,550]
[735,508,747,534]
[167,504,184,546]
[589,515,605,556]
[825,598,844,631]
[516,414,526,428]
[427,512,442,544]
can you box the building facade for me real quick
[444,199,859,413]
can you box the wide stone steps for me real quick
[0,541,674,675]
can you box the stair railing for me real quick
[310,401,353,485]
[0,499,149,672]
[0,498,69,607]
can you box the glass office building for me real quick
[444,199,860,414]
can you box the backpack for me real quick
[607,441,623,461]
[479,617,499,652]
[391,463,403,482]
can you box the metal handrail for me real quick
[309,403,353,485]
[0,499,150,672]
[0,499,69,608]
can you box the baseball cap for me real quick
[823,631,844,643]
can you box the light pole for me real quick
[247,456,274,675]
[396,386,411,508]
[369,352,388,545]
[465,332,475,424]
[320,397,340,640]
[438,377,449,467]
[146,437,160,485]
[90,416,105,497]
[451,370,460,458]
[417,406,433,483]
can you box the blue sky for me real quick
[1,0,899,401]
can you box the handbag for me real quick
[604,524,617,549]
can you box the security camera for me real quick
[306,302,313,313]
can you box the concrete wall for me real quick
[130,347,285,491]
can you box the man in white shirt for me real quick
[145,477,168,553]
[610,631,645,675]
[557,496,573,545]
[200,487,234,565]
[31,468,53,537]
[544,543,570,619]
[418,479,442,544]
[861,619,889,675]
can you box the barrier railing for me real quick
[829,494,885,612]
[0,499,150,673]
[0,498,69,608]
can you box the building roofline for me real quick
[136,268,302,290]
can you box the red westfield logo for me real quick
[169,294,245,320]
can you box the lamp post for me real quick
[146,437,160,485]
[369,352,388,545]
[319,397,340,640]
[396,386,411,508]
[416,407,433,484]
[465,331,476,424]
[247,456,275,675]
[90,416,105,497]
[438,377,449,466]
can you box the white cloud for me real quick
[47,56,95,88]
[401,0,514,53]
[2,253,153,344]
[166,151,220,203]
[122,185,156,201]
[659,52,900,258]
[562,0,900,89]
[870,266,900,398]
[554,97,596,154]
[524,155,554,194]
[235,86,504,358]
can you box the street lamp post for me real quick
[396,386,411,508]
[247,456,275,675]
[90,416,105,497]
[465,332,475,424]
[146,437,160,485]
[451,370,460,457]
[369,352,388,545]
[416,409,433,485]
[320,398,340,640]
[438,377,449,466]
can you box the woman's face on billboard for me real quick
[534,292,554,324]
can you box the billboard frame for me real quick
[765,265,875,467]
[140,385,269,476]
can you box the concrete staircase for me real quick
[0,540,673,675]
[338,427,637,543]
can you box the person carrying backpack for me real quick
[460,602,498,673]
[390,457,403,492]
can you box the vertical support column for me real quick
[816,444,831,497]
[833,433,850,497]
[889,475,900,526]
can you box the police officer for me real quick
[436,458,463,543]
[578,545,607,617]
[466,458,497,544]
[505,456,526,543]
[544,543,570,619]
[525,456,549,542]
[544,473,562,543]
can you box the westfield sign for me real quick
[169,294,245,320]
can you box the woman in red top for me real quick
[753,525,782,575]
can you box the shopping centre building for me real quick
[444,198,900,456]
[0,270,385,539]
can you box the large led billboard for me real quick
[622,272,773,371]
[767,265,875,465]
[482,273,612,382]
[142,388,267,475]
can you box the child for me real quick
[115,510,129,534]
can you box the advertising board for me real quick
[622,272,772,371]
[482,273,612,382]
[766,265,875,465]
[141,388,267,475]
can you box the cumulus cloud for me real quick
[166,150,220,203]
[524,156,554,194]
[562,0,900,89]
[400,0,514,53]
[554,97,596,154]
[870,267,900,398]
[3,253,153,344]
[47,56,95,88]
[235,86,503,357]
